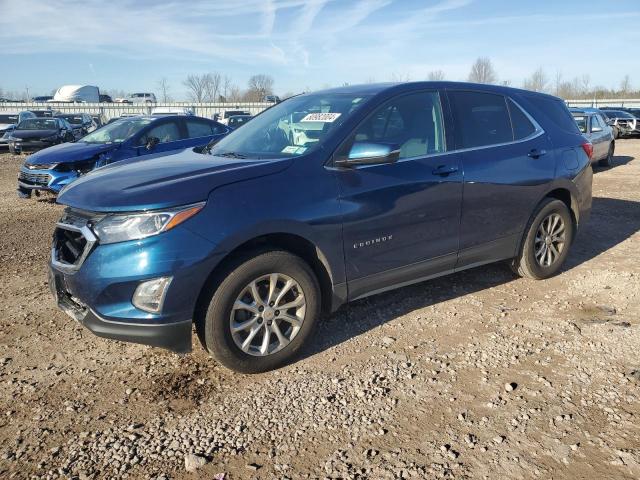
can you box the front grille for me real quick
[18,171,51,185]
[54,228,88,264]
[51,209,98,271]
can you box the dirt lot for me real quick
[0,141,639,480]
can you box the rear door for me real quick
[335,90,463,299]
[448,90,554,268]
[589,114,608,160]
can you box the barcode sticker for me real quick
[300,112,341,122]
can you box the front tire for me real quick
[197,250,321,373]
[511,199,574,280]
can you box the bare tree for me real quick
[390,72,411,83]
[228,85,243,103]
[157,77,171,102]
[468,57,497,84]
[203,72,222,102]
[220,75,234,102]
[183,74,208,102]
[554,70,563,96]
[501,80,512,87]
[523,67,548,92]
[580,74,591,96]
[246,74,274,102]
[620,75,632,96]
[427,70,446,81]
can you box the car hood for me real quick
[57,149,293,212]
[11,129,60,140]
[25,141,117,165]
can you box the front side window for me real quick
[140,121,181,144]
[351,91,445,159]
[449,91,512,149]
[209,93,371,158]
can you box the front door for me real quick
[334,91,463,299]
[135,118,191,157]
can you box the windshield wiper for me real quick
[215,151,249,159]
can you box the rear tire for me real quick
[599,142,614,167]
[196,250,321,373]
[511,199,574,280]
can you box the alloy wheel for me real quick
[534,213,566,267]
[230,273,306,356]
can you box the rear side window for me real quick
[449,91,512,149]
[526,96,580,134]
[508,99,536,140]
[186,119,216,138]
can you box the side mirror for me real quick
[591,126,603,133]
[145,136,160,150]
[334,142,400,168]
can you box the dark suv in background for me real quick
[50,82,593,373]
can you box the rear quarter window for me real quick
[525,95,580,134]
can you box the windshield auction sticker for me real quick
[300,112,341,122]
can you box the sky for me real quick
[0,0,639,99]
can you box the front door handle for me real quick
[432,164,459,176]
[528,149,547,159]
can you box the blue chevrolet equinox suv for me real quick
[49,82,593,373]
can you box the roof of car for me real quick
[313,81,563,100]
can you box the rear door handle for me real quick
[432,164,459,176]
[528,149,547,159]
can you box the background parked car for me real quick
[151,107,194,116]
[51,85,100,103]
[8,117,75,154]
[90,113,107,128]
[17,114,230,197]
[31,96,53,103]
[570,108,615,167]
[600,109,640,137]
[55,113,97,136]
[127,93,157,104]
[0,110,36,147]
[99,94,113,103]
[227,114,253,129]
[220,110,251,125]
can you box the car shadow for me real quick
[299,196,640,361]
[592,154,634,173]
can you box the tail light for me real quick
[581,142,593,160]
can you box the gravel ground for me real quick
[0,141,639,480]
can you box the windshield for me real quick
[80,117,153,144]
[573,116,587,133]
[58,115,84,124]
[18,119,57,130]
[0,114,18,123]
[210,93,370,158]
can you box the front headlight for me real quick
[92,202,205,244]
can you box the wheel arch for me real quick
[515,185,579,258]
[193,232,338,328]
